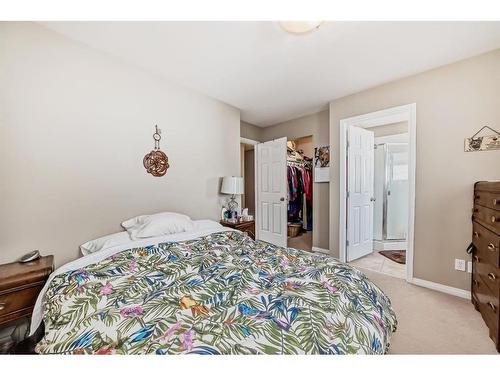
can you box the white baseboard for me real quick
[312,246,330,254]
[410,277,471,299]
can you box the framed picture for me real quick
[464,135,500,152]
[314,145,330,182]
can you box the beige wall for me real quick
[244,149,256,215]
[240,121,263,142]
[261,110,330,250]
[329,49,500,291]
[0,22,241,267]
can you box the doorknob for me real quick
[280,197,285,202]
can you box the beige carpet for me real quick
[361,269,498,354]
[287,231,312,252]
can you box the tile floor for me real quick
[349,251,406,279]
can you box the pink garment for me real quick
[302,167,312,201]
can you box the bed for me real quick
[30,224,397,354]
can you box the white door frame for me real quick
[339,103,416,282]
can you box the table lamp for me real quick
[221,176,244,217]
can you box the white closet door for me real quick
[255,137,287,247]
[347,126,374,261]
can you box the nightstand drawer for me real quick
[0,285,44,324]
[220,220,255,240]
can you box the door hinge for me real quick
[346,191,350,198]
[346,140,350,148]
[346,240,350,247]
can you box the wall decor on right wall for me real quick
[143,125,170,176]
[464,125,500,152]
[314,145,330,182]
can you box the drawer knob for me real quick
[492,216,499,223]
[494,198,499,206]
[474,231,480,238]
[488,272,497,281]
[488,302,496,312]
[488,243,496,251]
[0,302,5,311]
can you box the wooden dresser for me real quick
[471,181,500,352]
[220,220,255,240]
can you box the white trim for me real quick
[410,278,471,299]
[312,246,330,254]
[339,103,417,283]
[240,137,259,145]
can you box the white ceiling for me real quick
[41,21,500,127]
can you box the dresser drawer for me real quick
[475,261,500,298]
[472,273,499,345]
[474,190,500,211]
[0,285,44,324]
[473,205,500,233]
[473,222,500,268]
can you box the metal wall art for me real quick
[465,125,500,152]
[143,125,169,177]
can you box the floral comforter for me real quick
[36,231,397,354]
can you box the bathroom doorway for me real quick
[339,104,416,281]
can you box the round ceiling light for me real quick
[279,21,323,35]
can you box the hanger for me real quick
[470,125,500,140]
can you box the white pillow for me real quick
[80,231,132,256]
[192,219,223,231]
[122,212,194,239]
[121,212,191,229]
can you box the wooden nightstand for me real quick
[0,255,54,351]
[220,220,255,240]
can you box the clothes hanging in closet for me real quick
[287,162,312,230]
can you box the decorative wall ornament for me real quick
[464,125,500,152]
[314,145,330,182]
[143,125,169,177]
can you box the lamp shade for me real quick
[221,176,244,195]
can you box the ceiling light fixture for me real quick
[279,21,323,35]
